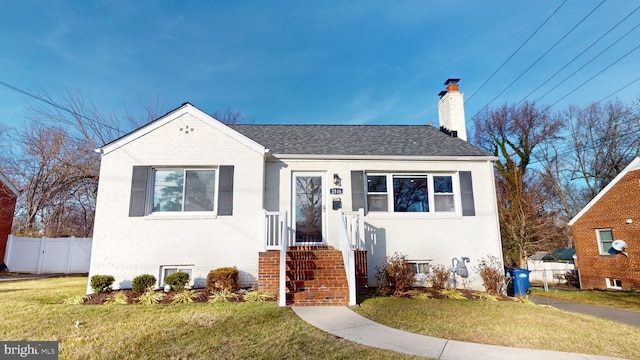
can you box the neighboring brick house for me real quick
[87,79,504,305]
[0,170,19,267]
[568,157,640,290]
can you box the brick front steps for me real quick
[258,246,367,306]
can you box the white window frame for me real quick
[365,172,459,215]
[596,229,614,255]
[605,278,622,290]
[150,167,218,215]
[160,265,194,287]
[408,260,432,287]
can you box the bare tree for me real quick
[212,108,253,125]
[565,100,640,202]
[473,101,564,267]
[4,123,98,237]
[2,93,250,237]
[0,90,156,237]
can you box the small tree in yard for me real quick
[376,252,415,297]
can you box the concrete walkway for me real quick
[531,296,640,328]
[293,306,625,360]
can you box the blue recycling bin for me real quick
[507,268,530,296]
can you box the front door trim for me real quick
[292,172,327,245]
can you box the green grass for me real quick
[5,277,640,360]
[0,277,416,360]
[354,296,640,359]
[531,287,640,311]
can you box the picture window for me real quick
[153,169,216,212]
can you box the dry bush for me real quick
[429,265,450,290]
[206,267,239,292]
[476,255,506,296]
[375,252,415,297]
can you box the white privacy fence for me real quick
[3,235,92,274]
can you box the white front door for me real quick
[293,173,326,245]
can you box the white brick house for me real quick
[87,79,503,304]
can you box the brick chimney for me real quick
[437,78,467,141]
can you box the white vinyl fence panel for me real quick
[3,235,92,274]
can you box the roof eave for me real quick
[98,103,266,156]
[266,154,498,161]
[568,156,640,226]
[0,171,20,196]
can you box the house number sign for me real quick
[330,188,343,195]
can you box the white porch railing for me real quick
[261,210,288,306]
[262,209,363,307]
[262,210,288,251]
[341,208,365,250]
[338,208,364,306]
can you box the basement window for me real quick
[160,266,194,287]
[605,278,622,290]
[408,260,432,287]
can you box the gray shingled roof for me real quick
[228,124,489,157]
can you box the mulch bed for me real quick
[373,287,513,301]
[83,289,227,305]
[80,287,512,305]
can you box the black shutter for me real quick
[351,170,366,212]
[460,171,475,216]
[129,166,149,217]
[218,165,234,216]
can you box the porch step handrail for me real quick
[337,209,357,306]
[263,210,288,251]
[261,209,288,306]
[278,211,288,307]
[341,208,365,250]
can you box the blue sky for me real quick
[1,1,639,136]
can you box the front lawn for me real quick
[354,295,640,359]
[3,277,640,360]
[531,287,640,312]
[0,277,416,360]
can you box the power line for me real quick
[464,0,568,105]
[517,4,640,105]
[536,20,640,104]
[0,80,91,123]
[478,0,606,113]
[550,42,640,107]
[0,79,125,135]
[596,74,640,104]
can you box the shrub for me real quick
[171,289,202,304]
[438,288,467,300]
[474,292,499,302]
[165,271,190,291]
[132,274,157,294]
[206,267,239,292]
[63,295,89,305]
[136,289,165,305]
[375,252,415,297]
[243,291,276,302]
[104,293,129,305]
[406,290,432,300]
[475,255,506,296]
[208,288,240,303]
[90,275,115,293]
[429,265,450,290]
